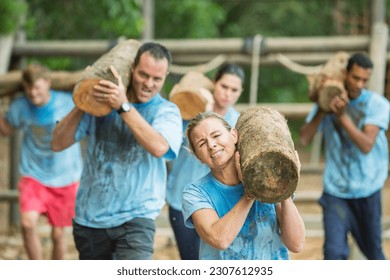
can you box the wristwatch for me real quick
[117,102,132,114]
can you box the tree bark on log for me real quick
[308,51,349,111]
[236,106,299,203]
[73,39,141,116]
[0,70,83,98]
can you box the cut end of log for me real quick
[71,39,141,117]
[236,106,299,203]
[73,79,111,116]
[242,151,298,203]
[170,89,208,120]
[169,71,215,120]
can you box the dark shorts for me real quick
[319,190,385,260]
[73,218,155,260]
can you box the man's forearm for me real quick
[51,107,84,151]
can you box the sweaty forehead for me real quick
[193,118,224,137]
[218,73,242,87]
[24,77,49,88]
[349,64,371,77]
[137,54,168,70]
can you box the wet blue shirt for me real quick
[73,94,182,228]
[182,172,289,260]
[306,89,390,198]
[6,90,82,187]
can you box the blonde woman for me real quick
[182,112,305,260]
[166,64,245,259]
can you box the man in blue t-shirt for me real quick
[300,53,390,260]
[51,42,182,260]
[0,64,83,259]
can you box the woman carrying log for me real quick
[166,64,245,260]
[182,112,305,260]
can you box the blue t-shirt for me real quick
[166,107,240,211]
[5,90,82,187]
[306,89,390,198]
[182,172,289,260]
[73,94,182,228]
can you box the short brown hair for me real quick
[185,111,232,154]
[22,64,50,85]
[133,42,172,68]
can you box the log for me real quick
[0,70,83,98]
[73,39,141,116]
[169,71,214,120]
[236,106,299,203]
[308,51,349,112]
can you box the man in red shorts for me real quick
[0,64,82,259]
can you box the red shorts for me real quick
[19,176,79,227]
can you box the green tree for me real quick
[1,0,385,104]
[0,0,27,35]
[22,0,144,69]
[155,0,225,39]
[25,0,143,40]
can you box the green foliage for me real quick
[155,0,225,38]
[1,0,386,143]
[22,0,144,69]
[25,0,143,40]
[0,0,27,35]
[212,0,368,104]
[215,0,334,37]
[26,57,78,72]
[256,66,310,103]
[1,0,386,105]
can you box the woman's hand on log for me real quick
[93,65,128,110]
[234,151,244,183]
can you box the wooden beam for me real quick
[262,36,370,54]
[172,52,390,66]
[0,70,83,97]
[0,190,18,202]
[235,102,314,119]
[11,35,377,58]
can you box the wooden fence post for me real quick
[368,22,388,94]
[249,35,262,105]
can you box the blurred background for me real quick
[1,0,390,259]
